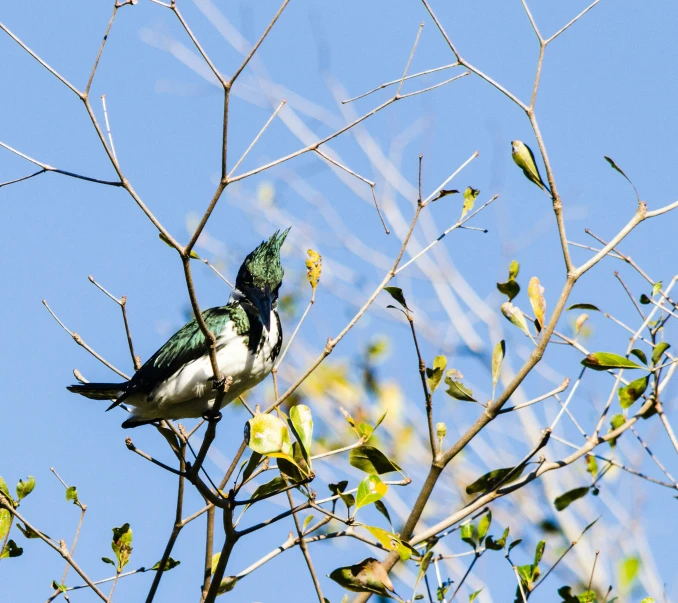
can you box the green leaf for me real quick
[554,487,590,511]
[630,348,648,365]
[16,476,35,502]
[651,342,670,366]
[608,413,626,447]
[641,598,655,603]
[485,527,509,550]
[508,260,520,281]
[431,189,459,202]
[640,293,651,305]
[289,404,313,464]
[469,589,483,602]
[585,455,598,478]
[0,508,10,542]
[497,279,520,302]
[150,557,181,571]
[355,474,388,511]
[460,523,477,549]
[349,446,401,475]
[0,540,23,559]
[426,356,447,393]
[477,511,492,544]
[567,303,601,312]
[16,522,43,539]
[384,286,409,311]
[329,481,355,511]
[508,539,522,553]
[461,186,480,218]
[618,375,649,409]
[217,575,238,595]
[102,557,116,566]
[578,590,596,603]
[52,581,67,593]
[604,156,635,189]
[329,557,397,599]
[581,352,644,371]
[444,371,476,402]
[413,550,433,594]
[652,281,662,296]
[111,523,133,571]
[245,414,294,460]
[501,302,530,335]
[242,452,263,484]
[620,556,640,588]
[364,526,416,561]
[533,540,546,565]
[246,476,287,506]
[373,500,393,530]
[491,340,505,395]
[466,466,525,495]
[65,486,79,505]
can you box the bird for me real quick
[68,229,289,428]
[511,140,551,194]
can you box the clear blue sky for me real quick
[1,1,677,601]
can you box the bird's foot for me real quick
[202,410,222,423]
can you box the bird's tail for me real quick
[67,383,124,401]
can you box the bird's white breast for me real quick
[127,311,280,421]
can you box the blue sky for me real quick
[1,1,678,602]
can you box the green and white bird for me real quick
[68,229,289,428]
[511,140,550,194]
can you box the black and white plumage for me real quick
[67,230,288,428]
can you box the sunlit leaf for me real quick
[554,487,590,511]
[355,475,388,511]
[444,370,476,402]
[492,340,505,395]
[150,557,180,571]
[618,375,649,409]
[581,352,644,371]
[350,446,401,475]
[329,557,398,599]
[364,526,416,561]
[651,342,670,366]
[533,540,546,565]
[426,355,447,393]
[469,589,483,602]
[574,313,589,336]
[477,511,492,544]
[15,477,35,502]
[630,348,648,365]
[217,576,239,595]
[245,414,294,460]
[51,581,67,593]
[501,302,530,336]
[289,404,313,464]
[652,281,662,296]
[619,556,640,588]
[65,486,79,506]
[414,550,433,595]
[608,414,626,447]
[111,523,133,572]
[460,523,476,549]
[528,276,546,331]
[585,455,598,478]
[461,186,480,218]
[306,249,322,291]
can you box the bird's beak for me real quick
[252,288,273,332]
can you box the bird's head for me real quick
[235,228,290,331]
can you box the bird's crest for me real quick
[236,228,290,293]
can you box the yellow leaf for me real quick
[528,276,546,331]
[306,249,322,291]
